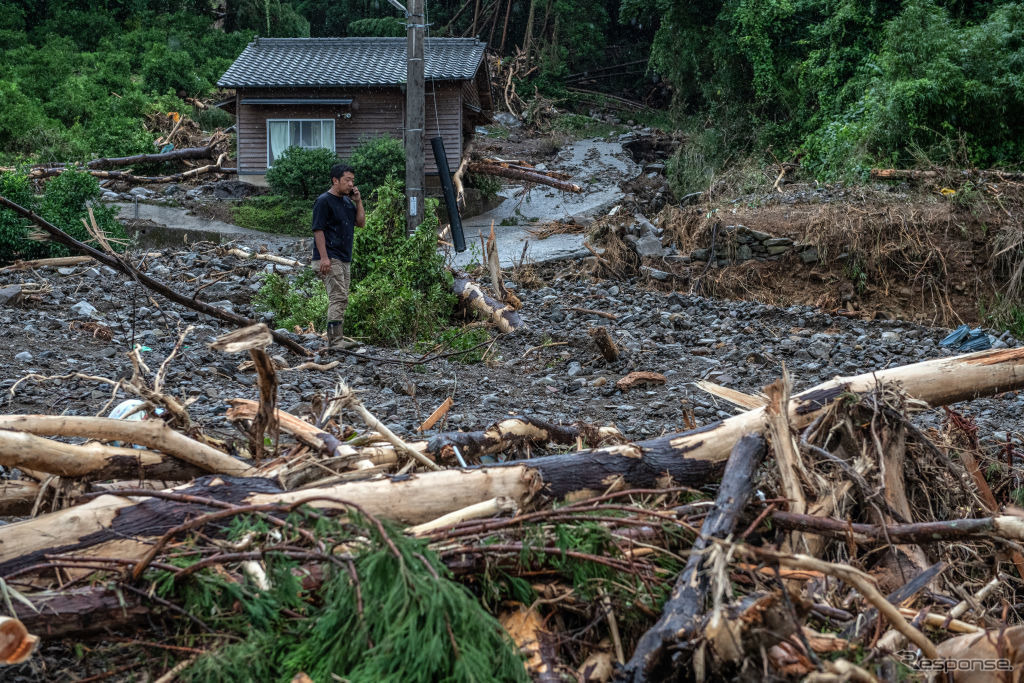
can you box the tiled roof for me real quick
[218,37,487,88]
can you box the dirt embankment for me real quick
[597,179,1024,328]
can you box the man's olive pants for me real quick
[321,259,350,325]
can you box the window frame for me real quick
[266,118,336,168]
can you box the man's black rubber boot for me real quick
[327,320,356,351]
[326,320,345,350]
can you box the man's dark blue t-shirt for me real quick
[311,191,356,262]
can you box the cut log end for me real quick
[0,617,38,666]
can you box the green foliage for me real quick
[347,17,405,36]
[265,147,338,201]
[226,0,310,36]
[465,172,503,202]
[346,135,405,201]
[232,195,313,236]
[478,516,689,636]
[0,169,126,264]
[982,295,1024,339]
[163,511,528,683]
[347,178,455,345]
[252,267,328,332]
[194,105,235,131]
[141,42,209,96]
[0,8,253,162]
[632,0,1024,180]
[550,113,625,139]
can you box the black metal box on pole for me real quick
[430,135,466,252]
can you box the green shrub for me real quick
[346,177,454,345]
[232,195,312,237]
[265,146,338,200]
[0,172,40,263]
[0,169,126,264]
[252,267,328,332]
[465,172,503,202]
[347,135,405,201]
[550,113,624,139]
[0,81,49,155]
[194,105,234,132]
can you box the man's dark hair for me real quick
[330,163,355,180]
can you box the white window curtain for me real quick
[268,121,289,165]
[267,120,336,166]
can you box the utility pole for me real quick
[405,0,425,235]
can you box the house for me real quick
[217,37,492,186]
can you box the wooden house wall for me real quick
[235,84,462,178]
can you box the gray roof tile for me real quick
[218,37,487,88]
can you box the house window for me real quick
[267,119,336,166]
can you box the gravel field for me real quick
[2,242,1020,464]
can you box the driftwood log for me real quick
[771,511,1024,545]
[453,274,524,333]
[0,196,311,357]
[0,430,204,480]
[621,433,767,682]
[22,154,230,183]
[0,415,250,477]
[0,480,40,516]
[1,137,226,174]
[468,162,582,192]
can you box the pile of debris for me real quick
[2,311,1024,679]
[2,109,232,188]
[4,194,1024,680]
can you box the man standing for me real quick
[313,163,365,350]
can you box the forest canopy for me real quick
[0,0,1020,185]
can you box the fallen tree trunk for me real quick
[453,274,524,333]
[467,162,582,192]
[480,158,574,181]
[0,256,94,272]
[0,438,725,579]
[0,415,250,477]
[12,585,151,639]
[24,155,230,183]
[1,139,225,174]
[224,248,303,268]
[0,430,204,480]
[0,196,311,357]
[621,433,766,682]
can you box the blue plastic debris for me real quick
[939,324,970,347]
[959,329,993,352]
[940,325,993,353]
